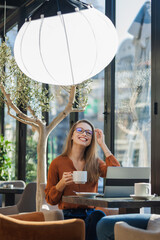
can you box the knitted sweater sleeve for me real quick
[45,159,63,205]
[99,154,120,177]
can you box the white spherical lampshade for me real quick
[14,7,118,86]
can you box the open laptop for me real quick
[103,167,150,198]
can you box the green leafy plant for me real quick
[0,135,12,181]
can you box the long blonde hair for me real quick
[62,119,99,183]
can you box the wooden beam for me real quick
[0,0,45,36]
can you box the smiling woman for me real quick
[45,119,120,240]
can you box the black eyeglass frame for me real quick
[75,127,93,137]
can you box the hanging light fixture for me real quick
[14,0,118,86]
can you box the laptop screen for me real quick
[104,167,150,198]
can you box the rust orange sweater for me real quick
[45,155,120,209]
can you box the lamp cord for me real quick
[61,14,75,85]
[56,0,60,12]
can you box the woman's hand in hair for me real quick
[95,128,112,157]
[95,128,105,146]
[56,172,73,192]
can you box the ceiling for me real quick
[0,0,45,37]
[0,0,89,37]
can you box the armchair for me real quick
[115,214,160,240]
[0,182,36,215]
[40,183,59,210]
[0,211,85,240]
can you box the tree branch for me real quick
[118,122,138,135]
[46,85,76,135]
[27,105,36,117]
[0,83,41,128]
[27,105,43,127]
[5,100,39,131]
[71,108,85,112]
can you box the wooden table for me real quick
[62,195,160,214]
[0,187,24,206]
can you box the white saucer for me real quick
[130,194,156,200]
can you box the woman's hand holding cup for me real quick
[56,172,73,192]
[62,172,73,186]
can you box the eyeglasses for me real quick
[75,127,93,137]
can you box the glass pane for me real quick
[79,77,104,160]
[4,108,16,179]
[115,0,151,167]
[26,125,38,183]
[26,83,43,183]
[6,25,18,52]
[48,87,70,165]
[4,26,18,179]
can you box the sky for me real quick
[85,0,149,45]
[116,0,149,44]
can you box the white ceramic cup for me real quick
[134,182,151,196]
[73,171,87,184]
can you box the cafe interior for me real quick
[0,0,160,239]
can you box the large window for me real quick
[115,0,151,167]
[4,26,18,179]
[1,0,157,186]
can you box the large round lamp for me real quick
[14,0,118,86]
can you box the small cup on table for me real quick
[134,182,151,196]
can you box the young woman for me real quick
[45,119,120,240]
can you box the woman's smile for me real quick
[78,136,88,142]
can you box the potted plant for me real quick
[0,135,12,181]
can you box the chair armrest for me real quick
[41,209,64,220]
[40,202,59,211]
[9,210,64,221]
[9,211,45,221]
[0,205,19,215]
[115,222,160,240]
[0,215,85,240]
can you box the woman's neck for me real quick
[68,145,86,170]
[69,145,85,161]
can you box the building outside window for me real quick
[115,0,151,167]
